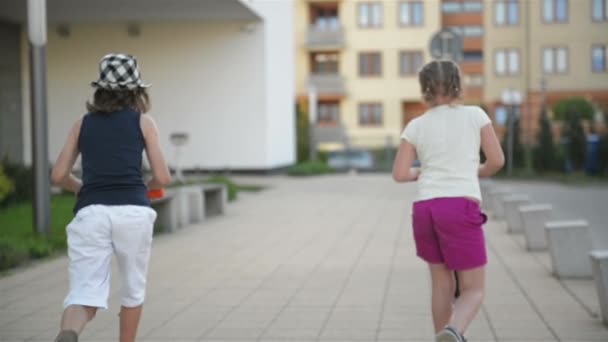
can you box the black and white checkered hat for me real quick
[91,53,150,90]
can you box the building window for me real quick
[592,45,607,72]
[310,3,339,30]
[593,0,608,21]
[463,74,484,87]
[318,101,340,125]
[442,1,483,13]
[463,51,484,62]
[495,48,519,75]
[543,47,568,74]
[399,51,423,76]
[359,103,383,126]
[544,0,568,23]
[359,52,382,76]
[399,1,423,27]
[311,53,339,74]
[495,1,519,26]
[358,2,382,28]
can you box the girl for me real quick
[392,60,504,342]
[51,53,171,342]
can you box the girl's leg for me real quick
[120,305,143,342]
[429,263,457,333]
[449,265,485,334]
[60,305,97,333]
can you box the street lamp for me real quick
[502,88,523,176]
[28,0,50,235]
[170,132,189,183]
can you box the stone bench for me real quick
[546,220,592,278]
[202,183,228,218]
[520,204,553,251]
[590,250,608,325]
[150,192,180,233]
[488,188,511,219]
[503,194,531,234]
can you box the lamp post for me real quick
[170,132,189,183]
[28,0,50,235]
[502,88,523,176]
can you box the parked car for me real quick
[327,150,375,170]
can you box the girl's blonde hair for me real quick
[418,59,462,105]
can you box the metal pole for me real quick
[507,105,514,176]
[28,0,50,235]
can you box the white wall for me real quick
[244,0,296,168]
[20,19,294,170]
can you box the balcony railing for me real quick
[308,74,346,96]
[306,25,344,50]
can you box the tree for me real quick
[533,106,557,172]
[553,98,594,171]
[296,109,310,163]
[501,113,525,170]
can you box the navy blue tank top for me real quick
[74,109,150,213]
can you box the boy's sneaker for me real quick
[54,330,78,342]
[436,326,467,342]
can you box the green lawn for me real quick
[0,195,75,271]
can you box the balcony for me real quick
[463,37,483,51]
[308,74,346,97]
[460,61,483,74]
[306,25,344,51]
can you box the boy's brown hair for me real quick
[86,88,151,114]
[418,59,462,105]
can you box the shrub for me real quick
[296,110,311,163]
[552,97,595,122]
[553,98,595,171]
[1,157,34,205]
[287,161,333,177]
[205,176,238,201]
[0,165,14,204]
[0,240,29,271]
[501,116,525,170]
[533,106,557,173]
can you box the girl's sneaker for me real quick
[436,326,467,342]
[54,330,78,342]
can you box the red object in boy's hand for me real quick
[147,189,165,200]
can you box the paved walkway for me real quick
[0,175,606,341]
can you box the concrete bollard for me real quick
[488,188,511,219]
[520,204,553,251]
[480,180,493,210]
[503,194,531,234]
[590,250,608,325]
[546,220,592,278]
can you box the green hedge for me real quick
[0,195,75,272]
[287,161,334,177]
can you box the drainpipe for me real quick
[28,0,50,235]
[523,0,534,173]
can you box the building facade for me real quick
[296,0,608,150]
[0,0,296,171]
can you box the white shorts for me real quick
[63,205,157,309]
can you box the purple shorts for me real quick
[412,197,488,271]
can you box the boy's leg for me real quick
[450,266,485,334]
[119,305,143,342]
[429,263,456,333]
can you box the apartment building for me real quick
[484,0,608,140]
[295,0,441,149]
[296,0,608,150]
